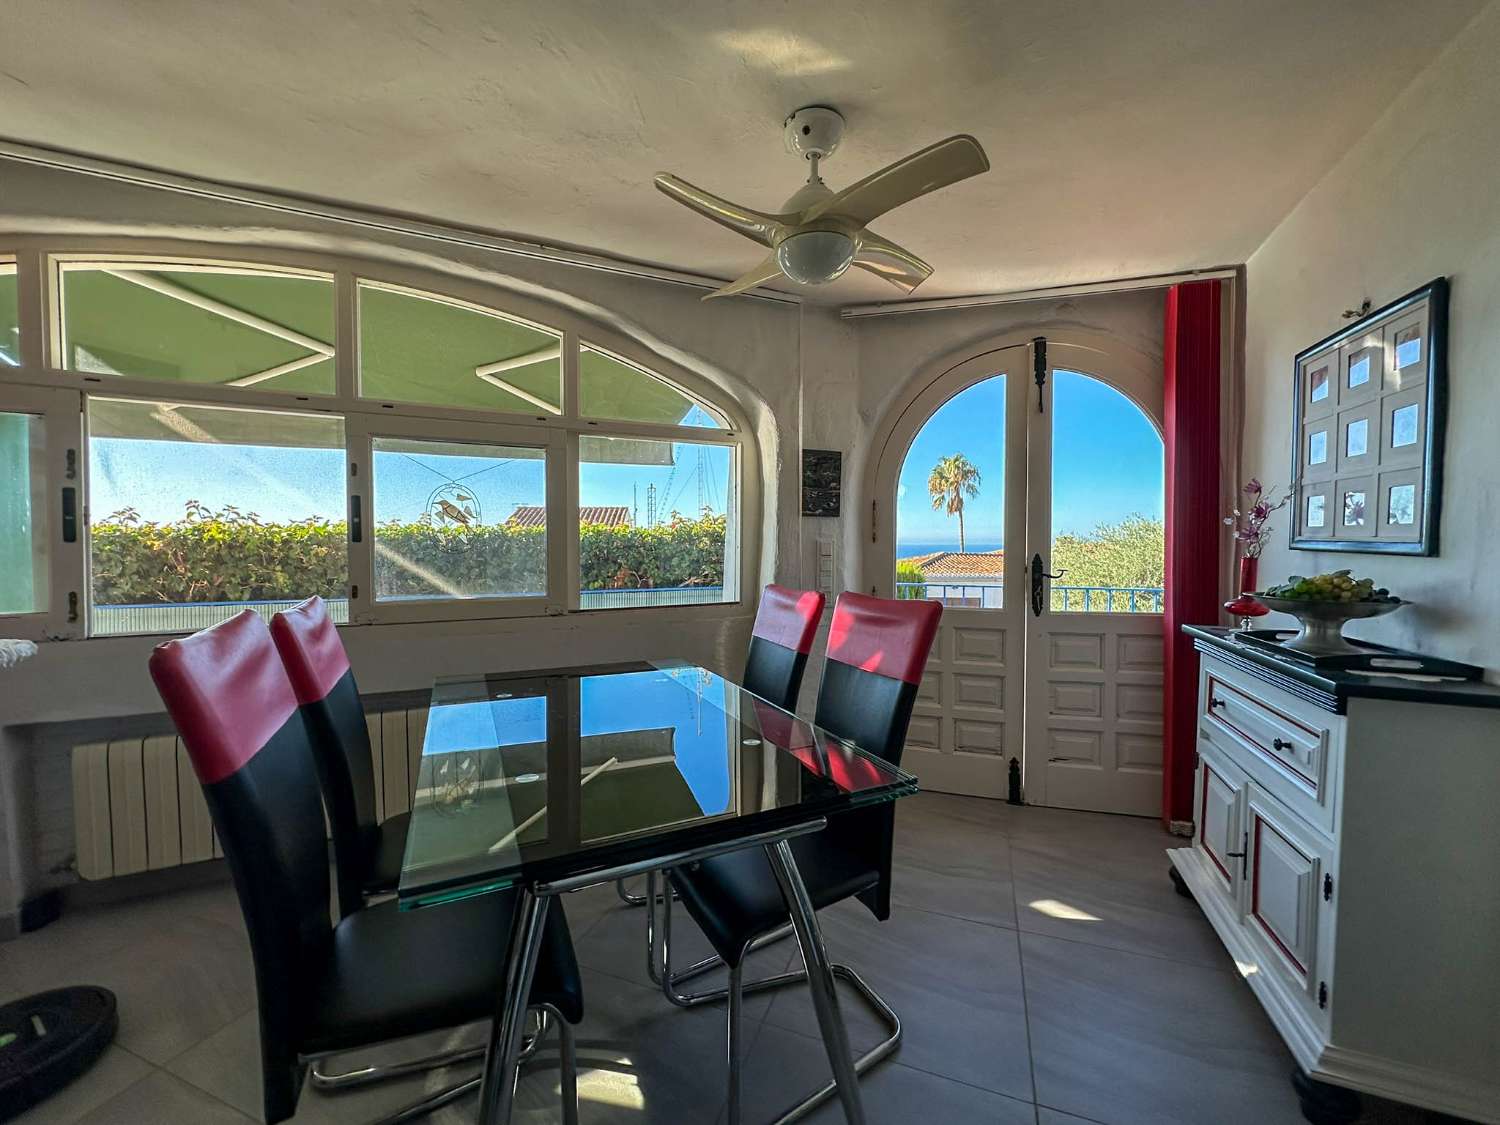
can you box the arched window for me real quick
[0,251,744,638]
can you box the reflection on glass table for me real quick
[401,662,914,909]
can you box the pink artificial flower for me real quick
[1244,479,1262,496]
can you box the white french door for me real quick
[871,337,1165,815]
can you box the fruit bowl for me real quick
[1249,594,1407,655]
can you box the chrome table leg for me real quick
[764,839,866,1125]
[727,961,745,1125]
[477,888,551,1125]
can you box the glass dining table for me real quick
[398,659,918,1125]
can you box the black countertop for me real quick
[1185,626,1500,714]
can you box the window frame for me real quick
[0,237,755,637]
[347,412,566,624]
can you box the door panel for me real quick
[1196,742,1247,900]
[1022,353,1165,815]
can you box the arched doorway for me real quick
[869,334,1166,815]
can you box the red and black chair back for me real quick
[814,591,942,766]
[270,596,378,916]
[148,611,332,1123]
[742,584,825,711]
[813,592,942,920]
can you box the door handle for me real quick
[1029,553,1067,617]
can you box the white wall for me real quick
[1241,2,1500,672]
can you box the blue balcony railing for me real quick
[897,581,1163,613]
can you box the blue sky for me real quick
[88,433,729,527]
[896,370,1164,548]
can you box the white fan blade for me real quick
[852,231,933,293]
[702,253,784,301]
[803,135,989,227]
[654,174,788,247]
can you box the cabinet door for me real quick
[1195,740,1248,902]
[1246,786,1326,991]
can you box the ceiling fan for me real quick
[655,106,989,300]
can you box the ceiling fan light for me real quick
[776,231,855,286]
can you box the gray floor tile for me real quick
[167,1008,489,1124]
[730,1022,1038,1125]
[763,900,1034,1102]
[10,1046,153,1125]
[12,911,256,1066]
[1037,1109,1103,1125]
[510,967,732,1124]
[1021,931,1303,1125]
[1009,842,1228,968]
[73,1070,255,1124]
[891,800,1016,930]
[572,890,797,1023]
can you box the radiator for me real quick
[71,706,428,880]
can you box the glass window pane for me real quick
[86,398,347,635]
[372,436,547,602]
[1050,370,1164,613]
[0,262,19,366]
[359,283,561,415]
[895,375,1005,608]
[60,263,334,393]
[0,411,48,615]
[577,435,735,608]
[579,344,726,428]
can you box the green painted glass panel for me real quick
[0,267,19,366]
[579,344,726,428]
[60,266,334,393]
[359,284,561,415]
[0,412,47,615]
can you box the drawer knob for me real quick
[1209,698,1226,710]
[1273,737,1294,751]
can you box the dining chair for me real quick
[269,595,404,919]
[149,610,583,1125]
[661,591,941,1123]
[741,583,826,711]
[617,583,826,910]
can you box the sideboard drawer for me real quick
[1204,672,1327,797]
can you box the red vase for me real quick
[1224,555,1270,627]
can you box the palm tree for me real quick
[928,454,982,551]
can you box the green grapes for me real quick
[1263,569,1397,604]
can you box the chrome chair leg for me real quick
[656,862,901,1125]
[310,1009,547,1090]
[555,1003,579,1125]
[618,873,681,907]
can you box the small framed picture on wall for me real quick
[1289,277,1447,555]
[801,448,842,517]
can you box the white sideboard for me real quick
[1168,628,1500,1124]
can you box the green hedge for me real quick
[90,505,727,604]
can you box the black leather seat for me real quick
[672,593,940,965]
[270,596,408,916]
[673,834,876,968]
[149,610,583,1125]
[303,893,582,1055]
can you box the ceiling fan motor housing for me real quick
[783,106,845,161]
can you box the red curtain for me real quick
[1162,280,1222,828]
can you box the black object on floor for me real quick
[0,987,117,1122]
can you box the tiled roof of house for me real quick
[897,549,1006,578]
[507,505,632,528]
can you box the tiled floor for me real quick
[0,794,1456,1124]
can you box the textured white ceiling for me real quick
[0,0,1483,302]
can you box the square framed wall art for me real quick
[1290,277,1448,555]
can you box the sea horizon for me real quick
[896,540,1004,559]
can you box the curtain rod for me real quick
[839,268,1239,318]
[0,138,802,305]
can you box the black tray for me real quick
[1228,629,1483,679]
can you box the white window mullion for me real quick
[560,429,581,614]
[345,415,375,625]
[334,269,358,405]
